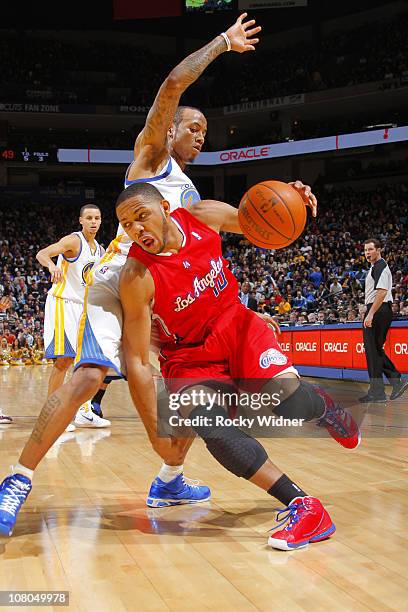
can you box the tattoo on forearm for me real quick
[142,37,226,146]
[30,394,62,444]
[177,37,226,86]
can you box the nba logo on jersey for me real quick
[183,261,191,269]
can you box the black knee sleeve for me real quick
[273,381,325,421]
[190,405,268,479]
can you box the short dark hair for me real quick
[173,105,204,127]
[364,238,381,249]
[116,182,163,209]
[80,203,101,216]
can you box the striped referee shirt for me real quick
[365,258,393,305]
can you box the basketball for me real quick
[238,180,307,249]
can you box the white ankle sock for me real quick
[13,462,34,481]
[157,463,183,483]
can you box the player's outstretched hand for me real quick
[0,296,12,312]
[289,180,318,218]
[225,13,261,53]
[49,264,64,284]
[255,311,281,335]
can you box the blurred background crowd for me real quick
[1,10,407,109]
[1,0,408,365]
[1,180,407,364]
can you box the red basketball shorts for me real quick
[160,302,297,392]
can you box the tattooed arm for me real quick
[130,13,261,175]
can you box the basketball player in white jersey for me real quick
[0,14,260,502]
[38,204,110,429]
[0,14,315,534]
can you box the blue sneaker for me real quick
[146,474,211,507]
[0,474,32,536]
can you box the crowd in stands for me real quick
[0,182,407,360]
[0,188,118,365]
[1,10,407,109]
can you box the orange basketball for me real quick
[238,180,307,249]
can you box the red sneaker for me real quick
[314,385,361,450]
[268,496,335,550]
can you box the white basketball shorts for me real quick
[44,294,83,359]
[74,252,125,377]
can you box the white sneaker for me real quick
[65,423,76,432]
[74,401,111,428]
[0,412,13,425]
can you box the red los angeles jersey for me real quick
[127,208,240,348]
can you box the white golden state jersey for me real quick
[50,232,103,303]
[106,156,201,258]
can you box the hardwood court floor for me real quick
[1,366,408,612]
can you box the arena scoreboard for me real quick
[0,147,57,163]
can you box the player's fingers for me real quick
[242,19,256,29]
[246,26,261,37]
[237,12,247,23]
[310,194,318,217]
[245,45,256,51]
[247,38,259,45]
[307,201,317,217]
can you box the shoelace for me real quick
[182,477,200,489]
[270,500,305,533]
[318,405,348,436]
[0,478,31,515]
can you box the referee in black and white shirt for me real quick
[359,238,408,403]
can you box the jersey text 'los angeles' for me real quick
[128,208,239,348]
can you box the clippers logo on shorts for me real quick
[174,256,228,312]
[81,262,95,286]
[259,348,288,369]
[180,185,200,208]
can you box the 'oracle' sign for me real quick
[292,331,320,365]
[288,326,407,373]
[321,331,352,367]
[219,146,270,163]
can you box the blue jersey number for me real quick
[213,270,228,297]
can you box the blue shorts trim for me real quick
[45,333,76,359]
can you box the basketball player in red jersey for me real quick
[0,13,318,536]
[117,182,360,550]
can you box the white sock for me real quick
[13,462,34,481]
[157,463,183,483]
